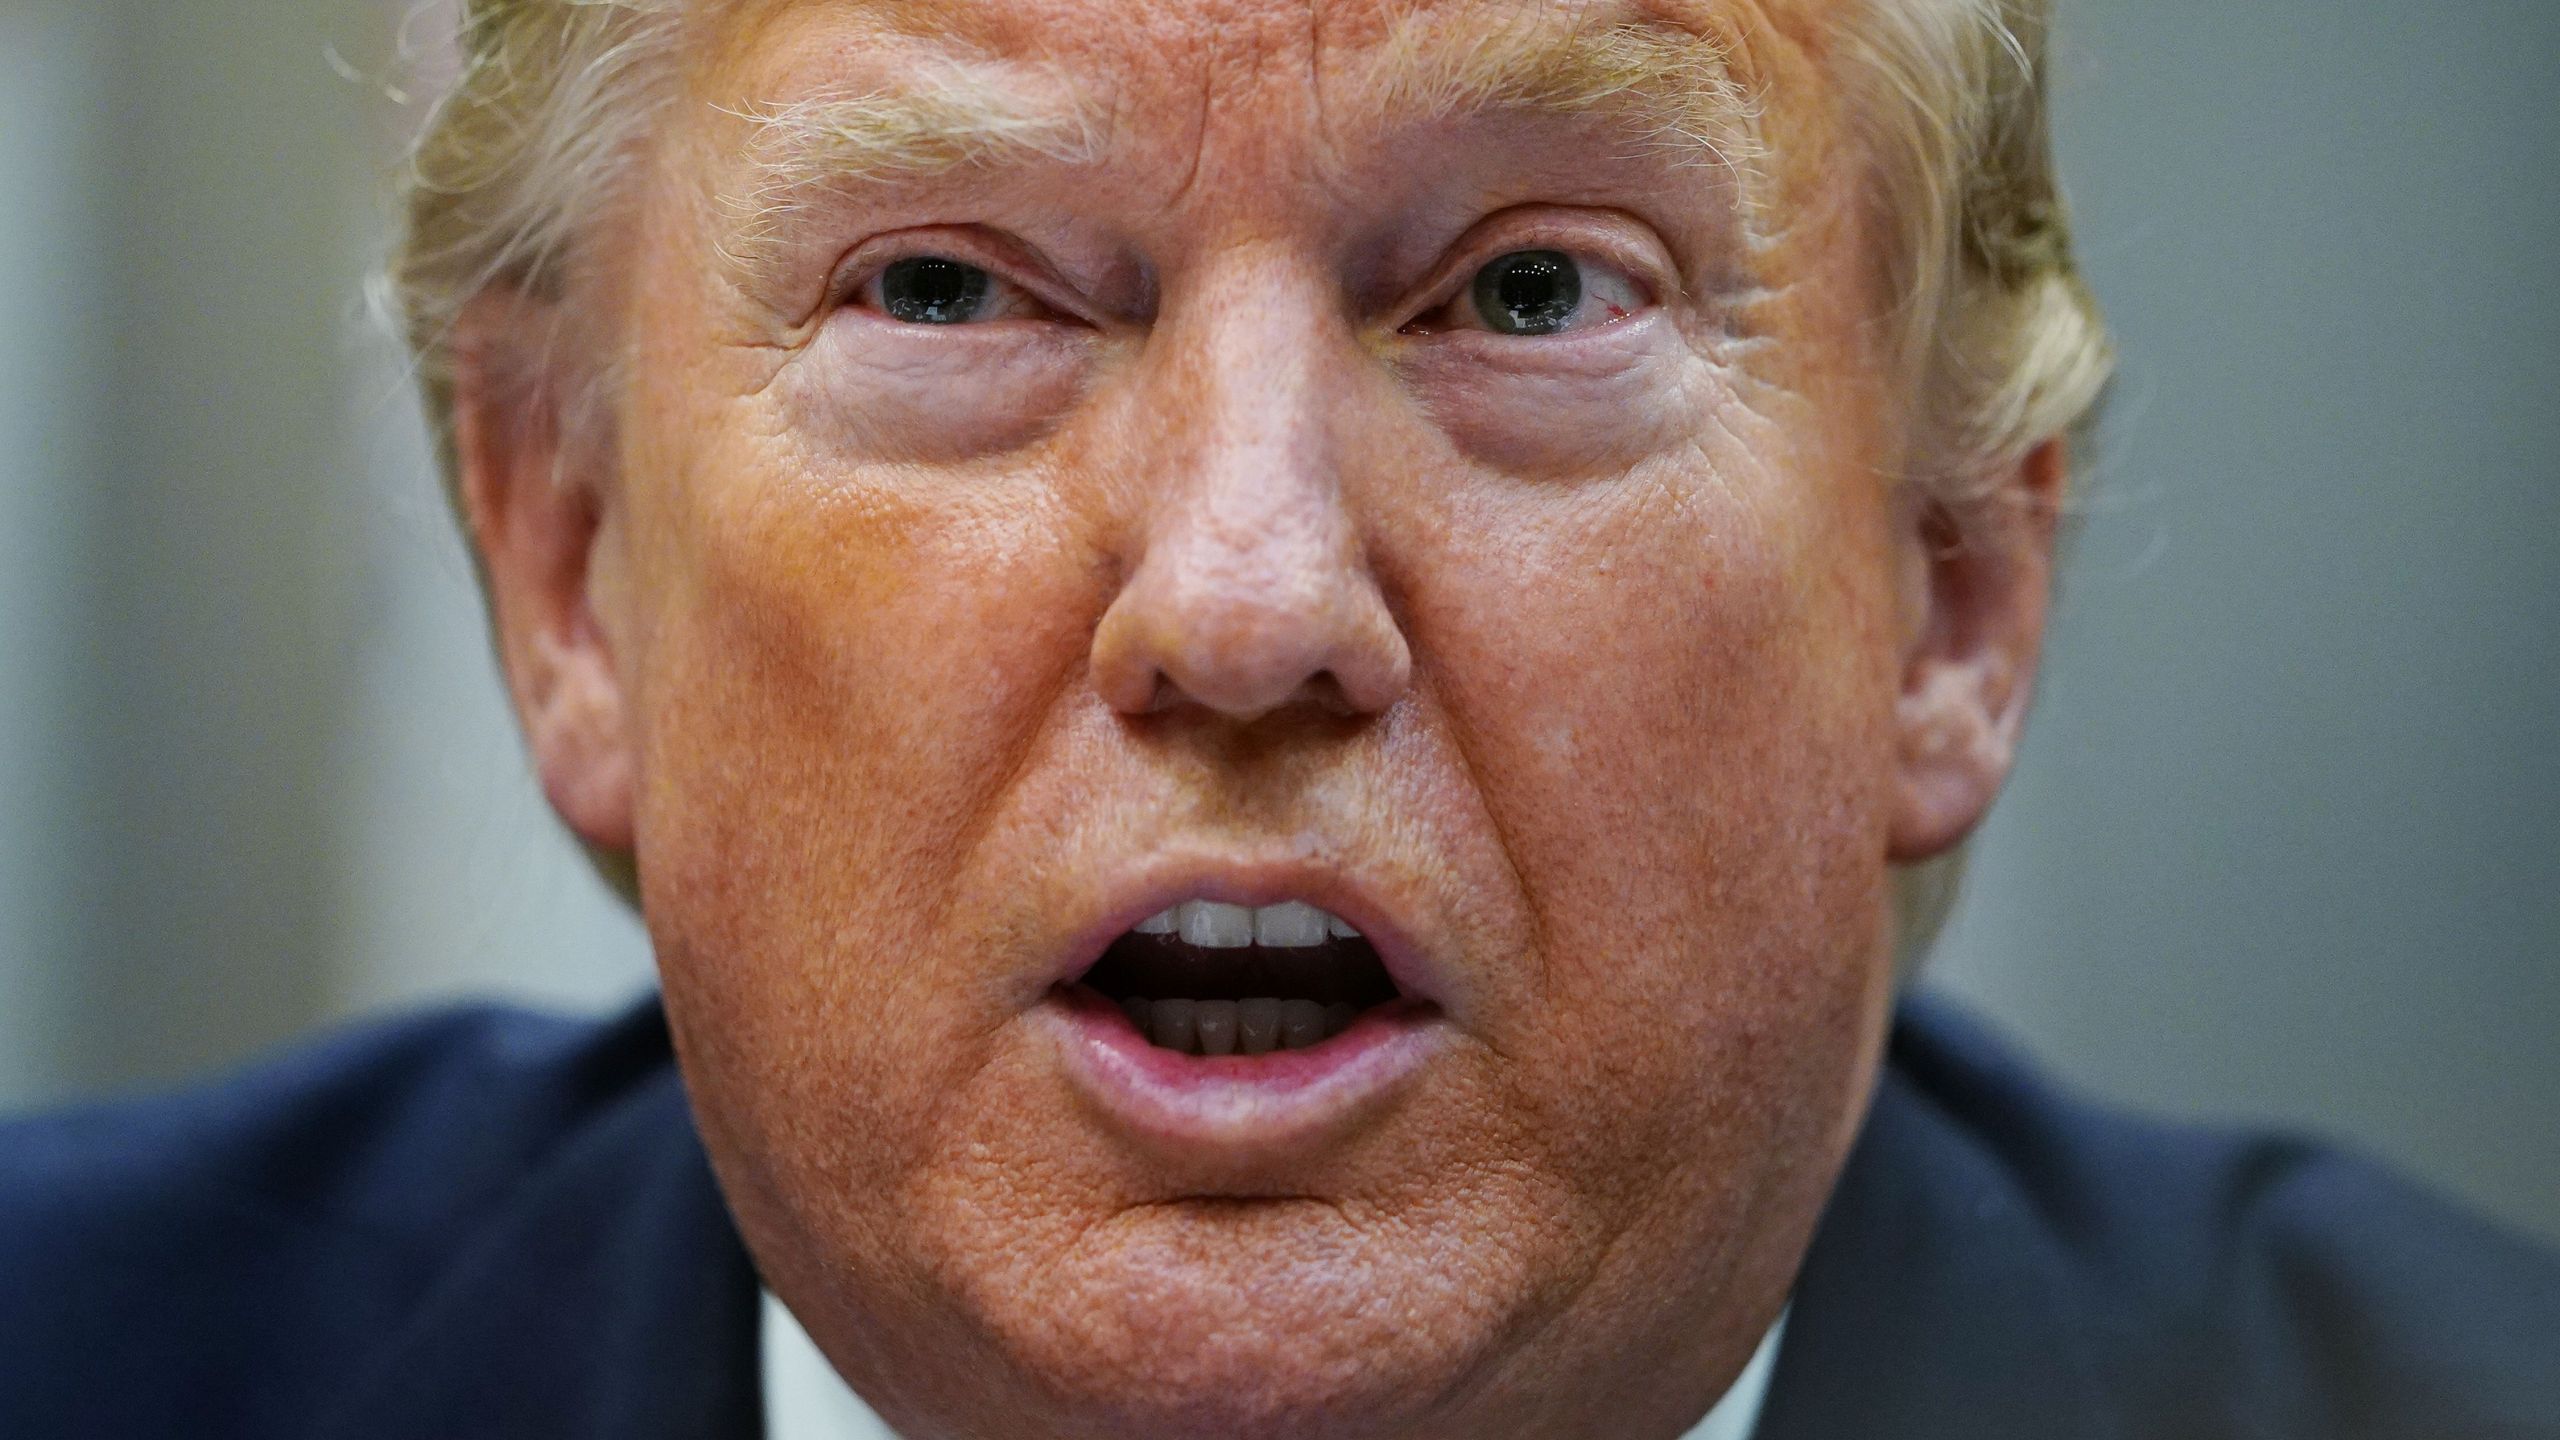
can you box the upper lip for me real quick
[1044,856,1450,1011]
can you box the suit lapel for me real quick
[314,1064,764,1440]
[1752,1013,2120,1440]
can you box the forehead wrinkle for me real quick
[705,0,1768,289]
[714,62,1104,277]
[1360,2,1765,175]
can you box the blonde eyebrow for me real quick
[716,13,1757,281]
[1363,7,1762,172]
[716,65,1102,273]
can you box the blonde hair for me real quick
[390,0,2113,951]
[1832,2,2116,960]
[393,0,685,481]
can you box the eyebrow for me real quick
[717,63,1105,273]
[715,9,1759,280]
[1363,7,1760,171]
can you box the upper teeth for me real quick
[1133,900,1361,949]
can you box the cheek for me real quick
[1397,322,1703,480]
[621,414,1104,1175]
[785,320,1095,463]
[1386,404,1903,1179]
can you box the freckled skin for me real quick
[460,0,2056,1436]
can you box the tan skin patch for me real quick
[452,0,2059,1435]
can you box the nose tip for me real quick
[1090,543,1411,723]
[1093,275,1410,725]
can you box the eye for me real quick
[854,255,1047,325]
[1416,249,1651,338]
[1475,250,1580,334]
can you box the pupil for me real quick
[881,257,990,324]
[1474,250,1580,335]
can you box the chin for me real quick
[927,1197,1528,1440]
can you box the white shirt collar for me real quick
[762,1289,1785,1440]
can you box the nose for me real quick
[1089,298,1411,724]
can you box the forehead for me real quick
[696,0,1833,133]
[681,0,1869,283]
[663,0,1884,384]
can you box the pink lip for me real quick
[1044,986,1446,1156]
[1036,856,1453,1012]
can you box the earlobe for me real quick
[1887,439,2066,861]
[450,290,639,853]
[1890,646,2023,860]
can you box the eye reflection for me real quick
[1411,247,1649,339]
[1473,250,1582,335]
[878,256,994,324]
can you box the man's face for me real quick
[530,0,1949,1433]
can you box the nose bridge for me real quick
[1090,266,1410,722]
[1157,252,1341,520]
[1161,284,1340,565]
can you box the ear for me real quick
[450,289,637,853]
[1888,438,2067,860]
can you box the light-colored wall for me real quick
[1927,0,2560,1244]
[0,0,2552,1247]
[0,0,108,1102]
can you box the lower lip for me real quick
[1044,985,1445,1155]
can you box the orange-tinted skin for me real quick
[455,2,2061,1436]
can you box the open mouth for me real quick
[1069,900,1408,1058]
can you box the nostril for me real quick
[1088,602,1171,715]
[1298,670,1365,719]
[1089,514,1412,722]
[1102,627,1343,723]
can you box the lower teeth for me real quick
[1122,997,1361,1055]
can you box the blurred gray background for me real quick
[1,0,2553,1246]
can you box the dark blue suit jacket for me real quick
[5,997,2554,1437]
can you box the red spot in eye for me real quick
[1605,304,1629,320]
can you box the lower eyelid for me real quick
[1398,315,1671,378]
